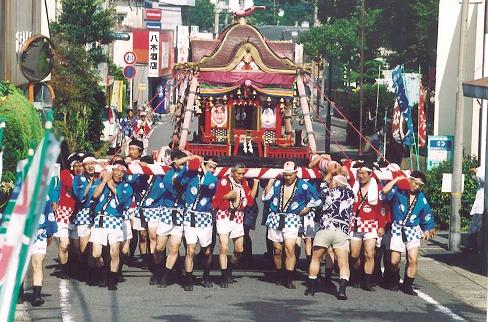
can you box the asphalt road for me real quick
[24,121,486,322]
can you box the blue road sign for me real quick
[123,65,136,79]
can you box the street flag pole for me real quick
[0,111,61,322]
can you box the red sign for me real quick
[144,9,161,21]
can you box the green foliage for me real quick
[0,81,13,98]
[248,0,313,26]
[349,83,395,134]
[0,85,42,183]
[298,7,381,70]
[50,36,106,153]
[369,0,438,84]
[186,0,215,31]
[50,0,115,65]
[423,156,480,231]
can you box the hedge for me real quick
[0,84,43,184]
[423,156,479,231]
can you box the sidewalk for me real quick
[419,232,487,312]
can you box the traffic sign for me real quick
[124,51,137,65]
[427,135,454,170]
[123,65,136,79]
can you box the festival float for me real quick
[171,11,317,169]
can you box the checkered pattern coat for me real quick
[265,212,301,230]
[381,186,436,231]
[212,175,254,211]
[262,179,321,216]
[160,206,184,225]
[184,170,218,213]
[184,210,213,228]
[95,179,132,219]
[216,209,244,224]
[391,222,423,242]
[160,167,189,208]
[53,169,76,223]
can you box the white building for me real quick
[435,0,487,165]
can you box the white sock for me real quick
[309,275,317,279]
[340,276,349,281]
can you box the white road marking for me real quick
[415,289,466,321]
[59,279,75,322]
[382,266,467,321]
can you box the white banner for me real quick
[148,31,160,78]
[176,25,189,64]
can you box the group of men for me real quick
[30,144,436,306]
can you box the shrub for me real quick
[0,84,43,184]
[423,156,479,231]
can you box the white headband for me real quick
[83,156,97,164]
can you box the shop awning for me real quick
[463,77,488,99]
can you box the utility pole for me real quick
[325,62,332,152]
[450,0,469,252]
[482,109,488,275]
[359,0,365,155]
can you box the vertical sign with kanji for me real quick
[148,31,160,77]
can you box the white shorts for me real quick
[389,235,421,253]
[184,225,213,248]
[32,239,47,255]
[89,227,123,246]
[267,227,299,243]
[156,222,183,237]
[71,225,92,239]
[131,217,147,231]
[122,220,133,241]
[216,218,244,239]
[350,231,378,241]
[54,222,73,238]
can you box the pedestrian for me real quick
[212,163,258,288]
[30,176,58,306]
[71,153,99,281]
[125,139,149,269]
[305,174,354,300]
[134,111,151,149]
[468,166,485,252]
[381,171,436,295]
[52,153,84,279]
[153,151,194,287]
[90,160,133,290]
[349,160,386,291]
[181,156,219,290]
[263,161,321,289]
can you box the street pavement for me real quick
[22,119,487,322]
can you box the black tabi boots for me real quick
[220,269,229,288]
[323,268,336,290]
[361,273,374,291]
[158,267,169,288]
[31,286,44,306]
[202,269,213,288]
[400,272,418,296]
[284,269,296,289]
[117,254,126,283]
[304,277,317,296]
[184,272,193,291]
[337,278,348,300]
[150,261,162,285]
[107,271,118,291]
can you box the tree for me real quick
[248,0,313,26]
[50,36,106,153]
[49,0,115,154]
[50,0,115,65]
[186,0,215,32]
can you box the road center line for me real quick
[59,279,75,322]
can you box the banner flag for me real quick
[392,65,414,146]
[418,86,427,148]
[0,116,61,322]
